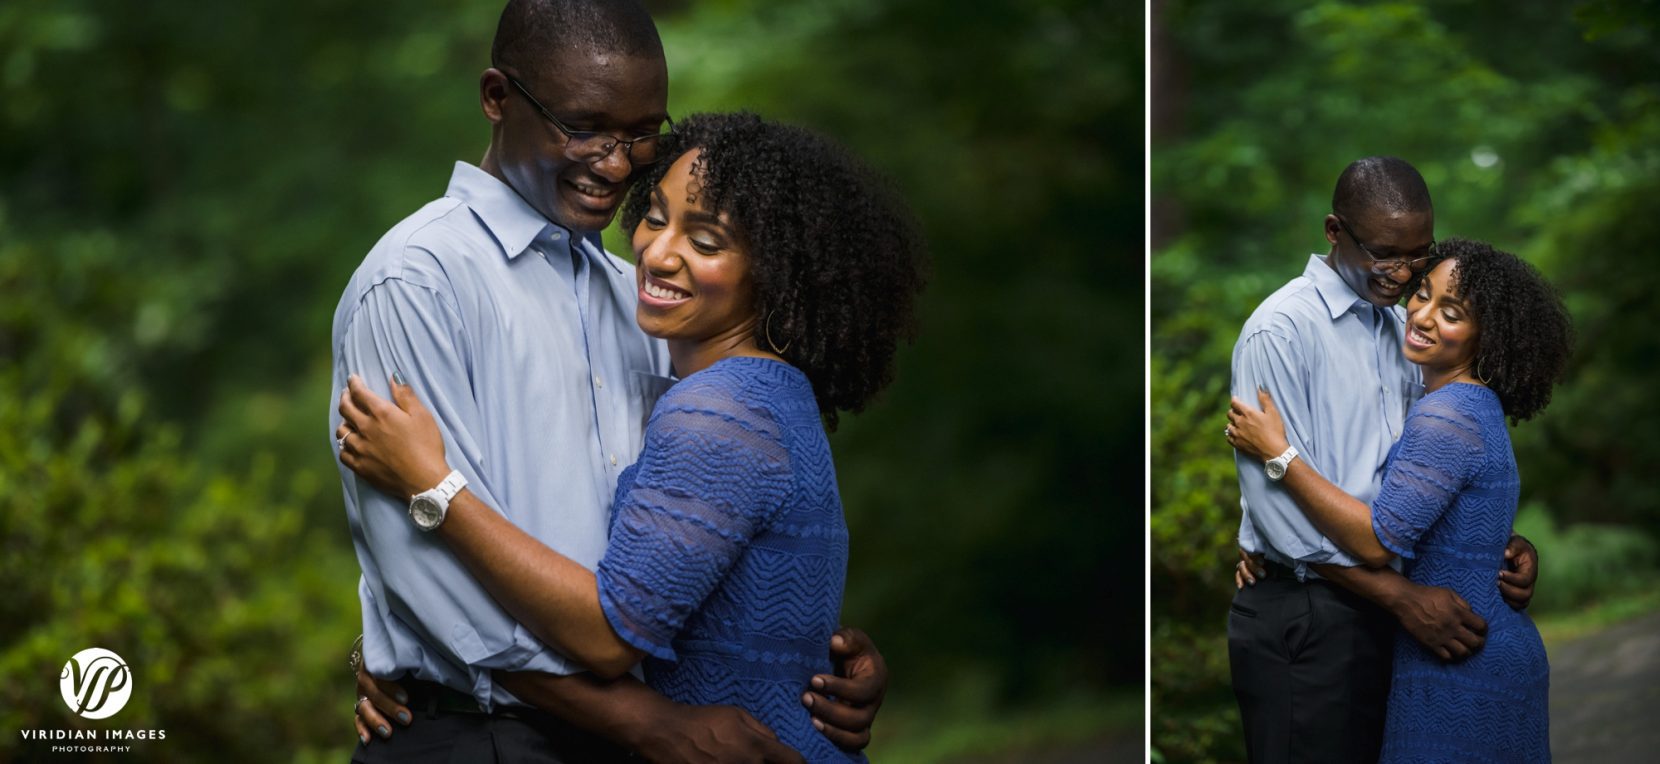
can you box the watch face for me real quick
[1266,459,1287,481]
[410,496,443,530]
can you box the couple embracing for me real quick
[1225,157,1572,762]
[327,1,923,762]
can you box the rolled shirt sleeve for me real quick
[1232,328,1365,574]
[333,270,577,709]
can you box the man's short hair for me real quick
[1331,156,1433,220]
[491,0,663,77]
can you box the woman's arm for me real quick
[1277,459,1395,567]
[438,489,642,678]
[1227,388,1394,567]
[337,375,640,678]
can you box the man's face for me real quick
[492,48,669,233]
[1323,207,1435,308]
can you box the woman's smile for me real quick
[639,273,692,305]
[1405,325,1435,350]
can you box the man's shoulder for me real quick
[1238,272,1326,343]
[332,196,489,333]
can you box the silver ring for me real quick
[1224,426,1232,438]
[356,695,369,712]
[338,431,350,451]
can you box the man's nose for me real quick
[589,143,633,183]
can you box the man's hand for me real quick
[352,664,412,745]
[630,703,805,764]
[1234,548,1267,589]
[1499,534,1538,610]
[801,627,886,751]
[1390,582,1487,662]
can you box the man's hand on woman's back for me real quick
[804,626,887,751]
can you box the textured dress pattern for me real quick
[1371,383,1550,763]
[595,357,862,763]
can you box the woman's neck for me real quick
[1421,363,1483,395]
[667,324,779,378]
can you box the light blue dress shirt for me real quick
[1231,254,1422,580]
[329,162,672,709]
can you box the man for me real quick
[1226,157,1538,763]
[328,2,883,761]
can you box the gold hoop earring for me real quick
[1476,357,1493,386]
[764,309,792,355]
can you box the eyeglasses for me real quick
[1334,214,1436,276]
[506,75,673,167]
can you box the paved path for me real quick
[1549,610,1660,763]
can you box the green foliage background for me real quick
[1151,1,1660,761]
[0,0,1137,760]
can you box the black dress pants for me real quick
[1228,569,1394,764]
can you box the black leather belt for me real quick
[402,677,498,717]
[1262,559,1303,581]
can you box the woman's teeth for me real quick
[1410,327,1434,345]
[645,281,689,300]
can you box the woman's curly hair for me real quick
[1406,238,1573,423]
[619,112,927,429]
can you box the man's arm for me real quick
[334,275,577,694]
[1310,563,1486,661]
[350,663,803,763]
[1232,329,1357,569]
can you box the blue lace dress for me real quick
[1371,383,1550,763]
[594,356,863,763]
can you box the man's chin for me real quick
[551,198,620,234]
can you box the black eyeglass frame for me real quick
[1333,213,1437,276]
[505,74,674,167]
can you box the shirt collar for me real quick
[1304,253,1373,321]
[443,162,567,260]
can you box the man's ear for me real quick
[480,68,510,125]
[1322,214,1341,247]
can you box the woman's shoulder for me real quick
[651,357,811,435]
[1408,384,1500,440]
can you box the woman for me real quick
[335,112,924,762]
[1226,239,1571,763]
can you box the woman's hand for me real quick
[337,374,451,500]
[1226,387,1291,462]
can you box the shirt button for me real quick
[594,375,603,388]
[551,231,563,241]
[609,454,618,466]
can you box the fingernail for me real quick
[393,371,407,387]
[811,676,825,690]
[395,691,408,704]
[831,635,845,649]
[377,725,390,739]
[360,732,368,745]
[801,692,814,707]
[397,710,411,725]
[812,718,825,731]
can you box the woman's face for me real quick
[631,148,757,343]
[1402,257,1480,374]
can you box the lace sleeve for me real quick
[593,379,793,661]
[1371,394,1483,559]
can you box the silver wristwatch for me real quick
[409,470,467,531]
[1265,446,1299,482]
